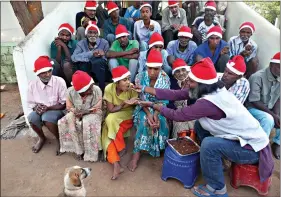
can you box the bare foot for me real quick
[118,148,127,158]
[127,152,140,172]
[32,137,46,153]
[111,162,124,180]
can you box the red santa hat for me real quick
[204,1,216,11]
[206,26,222,39]
[34,56,54,75]
[72,71,94,93]
[239,22,255,34]
[270,52,280,64]
[148,32,164,49]
[168,0,179,7]
[85,21,100,36]
[85,1,97,10]
[112,66,131,82]
[146,49,163,68]
[107,1,119,15]
[188,57,218,84]
[115,24,130,39]
[226,55,246,75]
[58,23,74,35]
[172,58,190,75]
[178,26,193,38]
[140,2,152,11]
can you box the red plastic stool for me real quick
[230,163,272,196]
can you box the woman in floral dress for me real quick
[58,71,103,162]
[128,49,170,172]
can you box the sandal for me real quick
[191,185,228,197]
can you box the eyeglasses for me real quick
[209,36,221,40]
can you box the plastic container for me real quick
[230,163,272,196]
[161,136,200,189]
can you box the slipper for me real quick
[192,185,228,197]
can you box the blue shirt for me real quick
[71,38,109,62]
[228,35,258,62]
[166,40,197,66]
[103,17,133,39]
[193,40,228,64]
[124,6,140,19]
[138,49,169,73]
[133,20,161,43]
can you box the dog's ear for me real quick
[69,170,82,187]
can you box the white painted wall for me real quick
[225,2,280,68]
[13,2,84,126]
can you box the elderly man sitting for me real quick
[106,24,139,82]
[228,22,258,79]
[75,1,100,41]
[51,23,77,87]
[247,52,280,159]
[161,0,188,48]
[71,21,109,93]
[167,26,197,67]
[27,56,67,154]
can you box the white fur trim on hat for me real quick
[206,31,222,39]
[58,27,73,34]
[188,71,218,85]
[36,67,53,75]
[146,63,162,68]
[108,7,119,15]
[226,62,244,76]
[178,31,193,38]
[172,66,190,75]
[116,32,130,39]
[113,71,131,82]
[76,78,94,93]
[239,25,254,34]
[149,41,164,49]
[270,59,280,64]
[204,6,216,11]
[85,6,96,10]
[85,24,100,36]
[140,3,152,11]
[168,2,179,7]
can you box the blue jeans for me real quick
[28,110,64,129]
[108,58,138,82]
[248,108,280,145]
[106,31,133,46]
[194,121,259,192]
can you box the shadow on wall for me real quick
[1,44,17,83]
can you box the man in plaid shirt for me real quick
[220,55,250,104]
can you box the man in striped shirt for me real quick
[228,22,258,79]
[220,55,250,104]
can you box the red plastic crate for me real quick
[230,163,272,196]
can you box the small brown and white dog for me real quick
[58,166,91,197]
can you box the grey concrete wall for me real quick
[1,43,17,83]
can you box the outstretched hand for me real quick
[131,84,143,93]
[124,98,140,105]
[138,101,153,107]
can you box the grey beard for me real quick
[189,86,199,100]
[240,36,249,42]
[39,76,51,83]
[88,37,97,43]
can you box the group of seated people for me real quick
[27,1,279,196]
